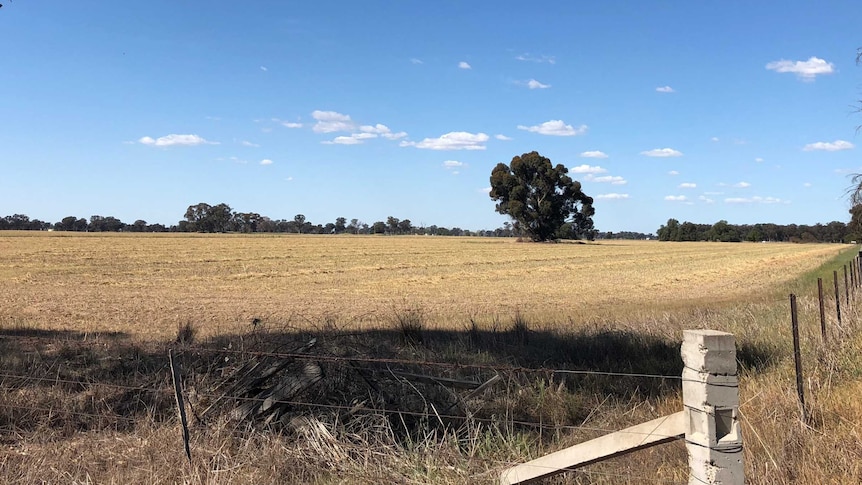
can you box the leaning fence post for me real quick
[169,349,192,463]
[682,330,743,485]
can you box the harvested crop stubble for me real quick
[0,232,847,339]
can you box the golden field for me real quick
[0,232,849,339]
[3,232,862,484]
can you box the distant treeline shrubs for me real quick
[656,218,854,243]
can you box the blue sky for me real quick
[1,1,860,233]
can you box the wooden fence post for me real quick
[844,265,850,304]
[834,270,842,326]
[818,278,827,343]
[682,330,744,485]
[789,295,807,422]
[169,349,192,463]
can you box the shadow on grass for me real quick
[0,321,781,439]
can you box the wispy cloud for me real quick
[517,120,587,136]
[360,123,406,140]
[322,133,378,145]
[711,137,720,142]
[591,175,627,185]
[803,140,854,151]
[442,160,463,169]
[515,53,556,64]
[665,195,688,202]
[668,170,680,176]
[641,148,683,157]
[282,121,303,128]
[260,66,268,72]
[458,61,472,69]
[580,150,608,159]
[495,134,512,141]
[410,58,423,65]
[525,79,551,89]
[596,193,630,200]
[679,182,697,188]
[400,131,489,150]
[138,134,217,147]
[766,56,834,81]
[312,110,355,133]
[656,86,675,93]
[734,181,751,188]
[725,196,785,204]
[260,159,273,165]
[241,140,260,147]
[570,164,607,174]
[698,195,715,204]
[755,157,764,162]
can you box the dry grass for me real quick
[0,232,846,339]
[1,232,861,484]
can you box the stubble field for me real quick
[0,232,848,339]
[2,232,861,484]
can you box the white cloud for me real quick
[323,133,377,145]
[755,157,764,162]
[517,120,588,136]
[443,160,463,168]
[665,195,688,202]
[260,66,268,72]
[725,196,785,204]
[803,140,855,151]
[679,182,697,188]
[591,175,627,185]
[400,131,489,150]
[698,195,715,204]
[282,122,303,128]
[138,134,217,147]
[641,148,683,157]
[260,159,273,165]
[766,56,835,80]
[410,58,423,65]
[596,193,630,200]
[241,140,260,147]
[668,170,680,176]
[515,54,556,64]
[285,176,293,181]
[580,150,608,159]
[711,137,720,142]
[656,86,675,93]
[526,79,551,89]
[803,182,812,187]
[495,134,512,141]
[570,164,607,174]
[458,61,472,69]
[481,187,492,194]
[734,181,751,188]
[311,110,355,133]
[359,123,407,140]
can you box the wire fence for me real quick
[2,249,861,483]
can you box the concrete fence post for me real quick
[681,330,744,485]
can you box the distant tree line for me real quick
[656,218,854,243]
[595,231,656,240]
[0,203,521,237]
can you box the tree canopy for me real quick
[489,151,595,242]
